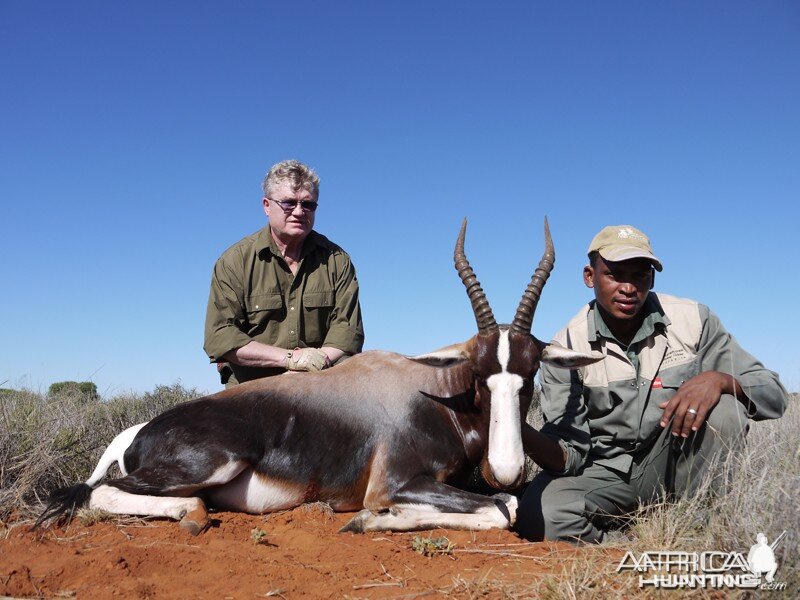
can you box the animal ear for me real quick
[406,343,470,367]
[540,342,604,369]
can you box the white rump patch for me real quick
[486,330,524,486]
[86,422,148,486]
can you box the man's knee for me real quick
[516,474,598,543]
[675,394,749,497]
[706,394,749,441]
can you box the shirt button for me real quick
[290,330,295,334]
[290,306,295,311]
[255,305,260,309]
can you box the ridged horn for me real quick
[454,219,497,334]
[511,217,555,334]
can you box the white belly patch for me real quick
[205,469,306,514]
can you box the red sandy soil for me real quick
[0,505,621,599]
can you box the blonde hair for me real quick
[262,159,320,198]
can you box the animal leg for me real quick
[91,460,249,534]
[341,477,518,533]
[90,484,211,535]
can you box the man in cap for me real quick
[204,159,364,386]
[516,225,788,543]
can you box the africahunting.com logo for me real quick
[617,531,788,590]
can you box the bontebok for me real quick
[38,219,602,534]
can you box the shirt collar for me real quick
[256,227,320,260]
[588,292,669,347]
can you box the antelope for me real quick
[38,219,602,534]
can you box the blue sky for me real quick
[2,1,798,395]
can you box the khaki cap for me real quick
[588,225,663,271]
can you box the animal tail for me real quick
[33,422,148,528]
[33,483,94,528]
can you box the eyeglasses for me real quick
[268,197,318,213]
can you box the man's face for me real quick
[584,256,654,323]
[263,180,317,242]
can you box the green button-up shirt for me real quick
[204,227,364,384]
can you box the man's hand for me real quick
[286,348,330,372]
[658,371,739,437]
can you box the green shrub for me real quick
[47,381,99,402]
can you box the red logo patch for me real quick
[651,377,663,389]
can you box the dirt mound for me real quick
[1,506,612,598]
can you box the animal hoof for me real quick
[179,507,210,536]
[339,509,371,533]
[492,493,519,526]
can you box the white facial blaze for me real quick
[486,330,524,486]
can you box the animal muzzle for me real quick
[481,455,526,491]
[485,375,525,490]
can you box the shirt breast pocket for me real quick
[651,361,699,401]
[246,293,284,330]
[302,290,334,343]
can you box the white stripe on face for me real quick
[486,329,524,486]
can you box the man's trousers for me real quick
[515,395,749,543]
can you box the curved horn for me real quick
[454,219,498,334]
[511,217,555,334]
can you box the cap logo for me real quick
[617,227,647,243]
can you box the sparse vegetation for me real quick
[0,383,199,520]
[251,527,269,545]
[616,399,800,596]
[300,501,335,518]
[77,507,117,526]
[411,534,456,556]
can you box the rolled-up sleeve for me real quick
[203,255,253,362]
[321,253,364,355]
[539,362,592,475]
[698,306,788,421]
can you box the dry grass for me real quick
[300,501,336,519]
[0,383,198,520]
[616,398,800,597]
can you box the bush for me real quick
[47,381,99,402]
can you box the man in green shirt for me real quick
[516,225,788,542]
[204,160,364,386]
